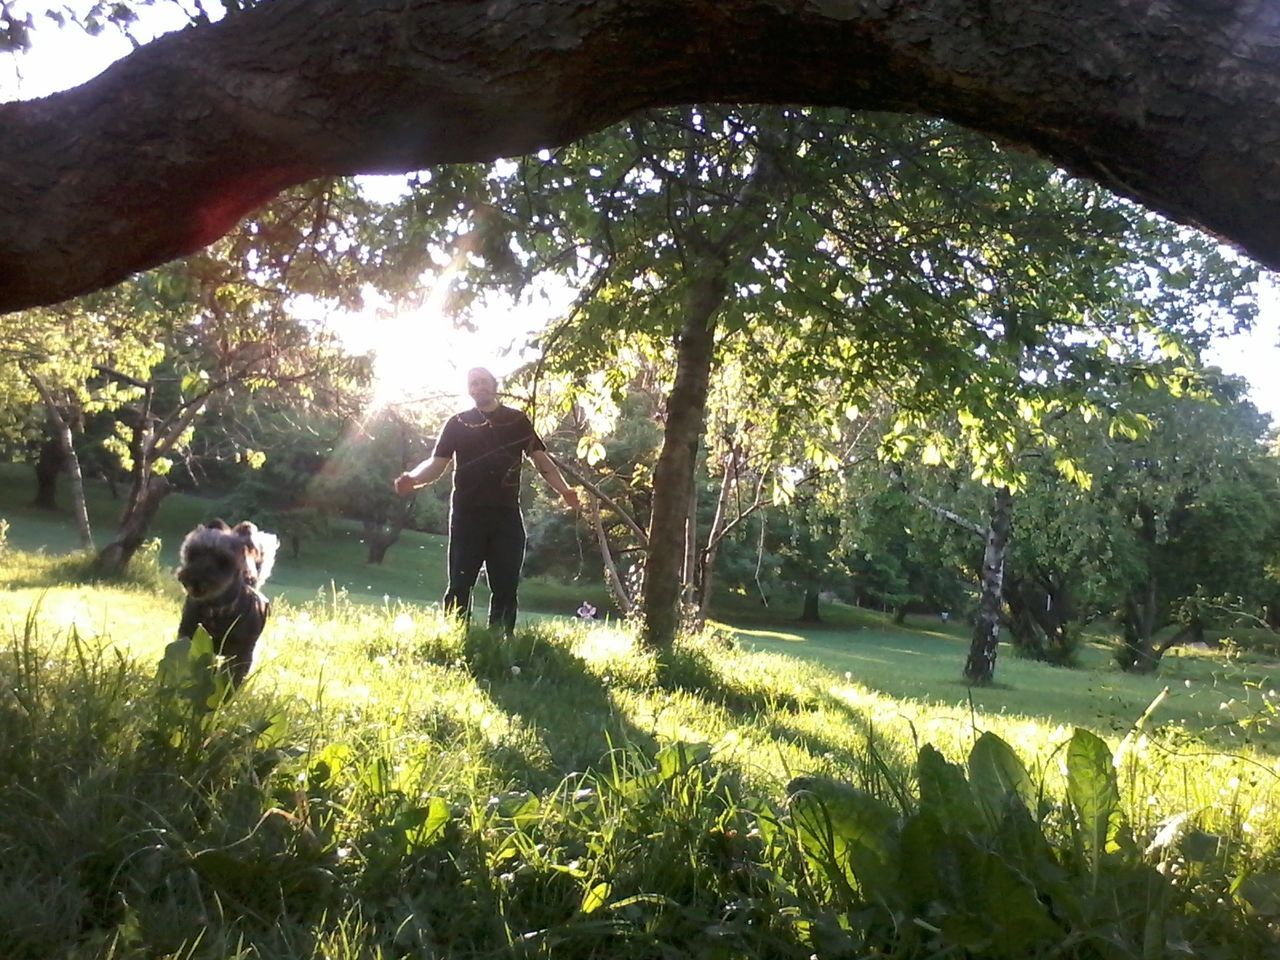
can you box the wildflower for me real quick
[577,601,598,620]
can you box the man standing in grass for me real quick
[394,367,580,635]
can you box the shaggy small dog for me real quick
[176,519,279,685]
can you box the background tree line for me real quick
[2,105,1275,687]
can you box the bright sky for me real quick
[5,14,1280,426]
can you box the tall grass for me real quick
[2,550,1280,957]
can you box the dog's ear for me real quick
[252,531,279,587]
[233,522,261,561]
[230,521,265,583]
[207,518,232,531]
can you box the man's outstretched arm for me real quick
[394,456,451,495]
[529,450,580,511]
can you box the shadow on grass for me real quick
[451,626,656,784]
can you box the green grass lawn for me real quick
[4,463,1280,956]
[5,459,1280,755]
[726,615,1280,752]
[1,557,1278,958]
[0,461,612,615]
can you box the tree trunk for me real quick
[96,475,169,574]
[6,0,1280,313]
[365,499,410,563]
[589,497,634,616]
[32,432,64,510]
[367,539,391,564]
[366,528,399,564]
[25,374,93,549]
[964,486,1014,685]
[641,272,724,650]
[1117,574,1162,672]
[62,428,94,552]
[680,466,699,608]
[800,588,822,624]
[1156,618,1206,655]
[695,448,737,622]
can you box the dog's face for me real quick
[177,520,258,602]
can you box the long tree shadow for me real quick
[658,637,816,716]
[446,625,930,794]
[654,635,932,786]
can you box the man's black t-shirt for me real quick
[432,404,546,509]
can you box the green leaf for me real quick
[309,743,352,788]
[917,745,983,835]
[180,370,210,395]
[900,812,1059,956]
[1065,729,1126,861]
[655,741,711,782]
[967,732,1036,826]
[581,881,611,914]
[1234,872,1280,917]
[787,776,898,893]
[395,797,452,848]
[487,790,541,827]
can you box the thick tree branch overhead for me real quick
[2,0,1279,313]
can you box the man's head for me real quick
[466,367,499,410]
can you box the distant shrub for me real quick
[33,538,178,597]
[1217,626,1280,658]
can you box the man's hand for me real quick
[561,488,582,511]
[393,473,418,496]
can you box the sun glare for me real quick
[337,269,573,418]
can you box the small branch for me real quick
[550,454,648,547]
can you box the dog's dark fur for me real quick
[176,519,279,685]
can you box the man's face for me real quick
[467,369,498,408]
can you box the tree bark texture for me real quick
[32,431,64,510]
[26,374,94,549]
[695,448,738,622]
[96,475,170,574]
[801,588,822,624]
[641,272,724,649]
[61,420,95,552]
[4,0,1280,312]
[681,468,699,607]
[589,496,634,616]
[964,485,1014,685]
[1117,574,1162,672]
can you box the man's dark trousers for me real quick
[443,505,526,635]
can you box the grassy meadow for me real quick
[3,464,1280,957]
